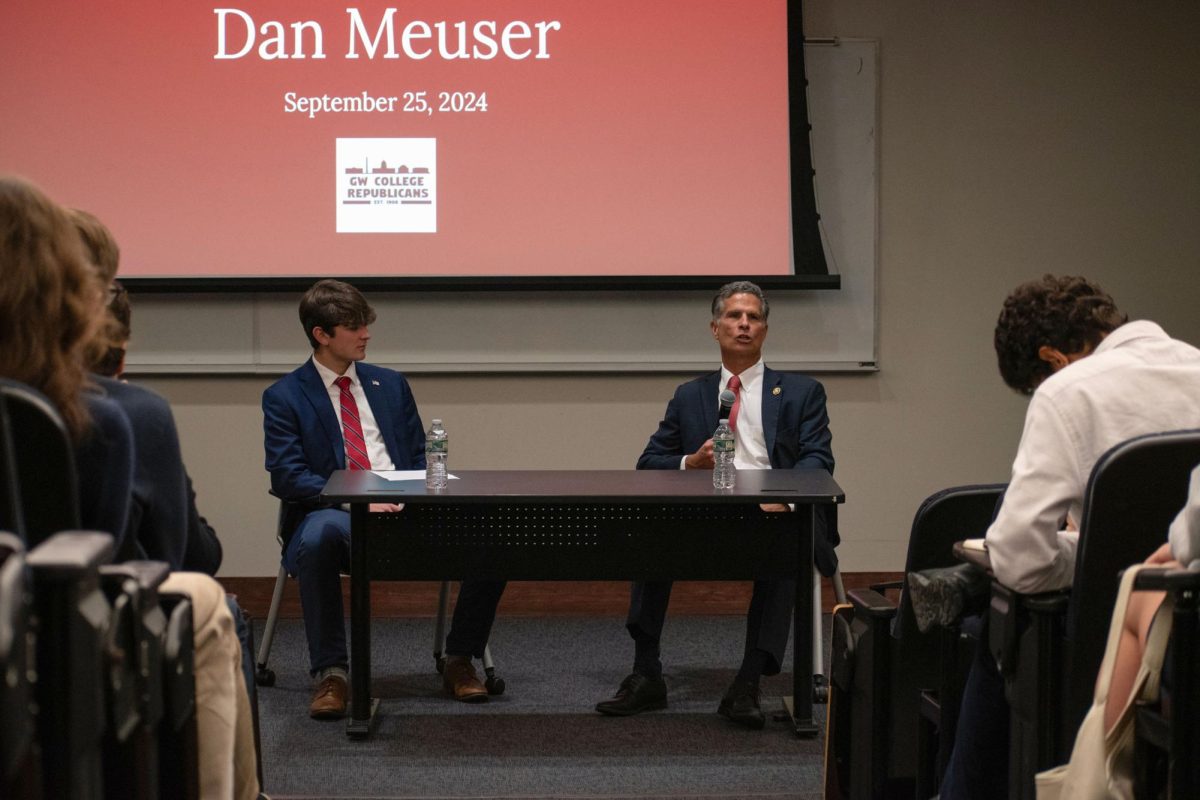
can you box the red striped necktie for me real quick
[726,374,742,432]
[334,376,372,470]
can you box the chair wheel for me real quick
[435,655,446,675]
[485,676,505,695]
[255,666,276,687]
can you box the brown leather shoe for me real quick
[309,674,347,719]
[443,656,489,703]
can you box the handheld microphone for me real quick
[717,389,736,421]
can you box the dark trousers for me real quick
[445,580,507,659]
[227,598,256,711]
[285,508,506,673]
[626,578,795,675]
[940,613,1009,800]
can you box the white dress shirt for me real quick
[677,360,773,470]
[986,321,1200,593]
[311,356,395,471]
[722,361,772,470]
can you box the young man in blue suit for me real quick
[263,279,506,718]
[595,281,836,729]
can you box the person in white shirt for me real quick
[941,275,1200,800]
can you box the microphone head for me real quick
[718,389,736,419]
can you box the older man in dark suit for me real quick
[263,279,505,718]
[596,280,835,729]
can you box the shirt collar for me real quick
[1092,320,1167,356]
[311,355,359,389]
[721,360,764,391]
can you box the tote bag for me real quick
[1035,564,1173,800]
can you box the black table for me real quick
[320,468,844,738]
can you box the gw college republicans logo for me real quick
[336,138,436,233]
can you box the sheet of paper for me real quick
[371,470,458,481]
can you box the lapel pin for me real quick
[371,380,380,386]
[772,387,782,396]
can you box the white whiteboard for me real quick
[125,40,878,375]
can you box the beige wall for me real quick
[140,2,1200,576]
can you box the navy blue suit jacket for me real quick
[95,376,224,571]
[95,376,188,567]
[75,392,134,552]
[262,360,426,507]
[637,366,838,572]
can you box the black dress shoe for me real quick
[718,679,765,730]
[906,562,990,633]
[595,673,668,716]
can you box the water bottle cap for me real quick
[431,419,442,425]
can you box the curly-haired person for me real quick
[939,274,1200,800]
[986,275,1200,593]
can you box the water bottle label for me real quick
[713,438,735,454]
[426,439,447,454]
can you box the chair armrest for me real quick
[100,560,171,593]
[848,588,898,619]
[26,531,113,575]
[1022,591,1071,614]
[1132,566,1200,593]
[953,540,993,572]
[988,581,1070,677]
[868,579,903,595]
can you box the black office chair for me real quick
[824,483,1004,800]
[988,429,1200,800]
[1132,565,1200,799]
[0,532,40,800]
[254,496,504,694]
[1,378,201,799]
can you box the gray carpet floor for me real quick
[254,615,827,800]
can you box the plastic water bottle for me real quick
[425,418,448,489]
[712,418,736,489]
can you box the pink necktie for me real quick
[335,376,372,470]
[726,374,742,432]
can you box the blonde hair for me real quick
[0,176,104,438]
[70,207,120,283]
[69,208,128,372]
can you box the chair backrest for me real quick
[0,379,80,546]
[1065,429,1200,731]
[893,483,1006,641]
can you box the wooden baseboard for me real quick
[218,573,902,620]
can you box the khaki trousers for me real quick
[161,572,259,800]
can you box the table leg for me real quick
[789,505,819,737]
[347,502,378,738]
